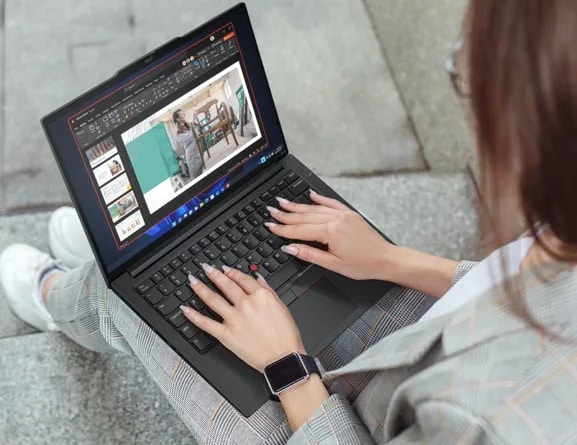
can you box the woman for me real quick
[2,0,577,442]
[173,109,203,179]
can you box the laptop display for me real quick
[43,7,287,278]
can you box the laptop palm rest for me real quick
[284,270,357,352]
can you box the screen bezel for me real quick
[41,3,289,284]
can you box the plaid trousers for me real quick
[46,261,436,444]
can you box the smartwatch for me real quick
[263,352,321,401]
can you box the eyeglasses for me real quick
[445,40,469,98]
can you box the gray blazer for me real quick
[288,260,577,444]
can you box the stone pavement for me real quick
[0,0,475,443]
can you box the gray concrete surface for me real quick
[365,0,476,173]
[0,333,192,444]
[1,0,424,208]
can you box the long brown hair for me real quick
[466,0,577,327]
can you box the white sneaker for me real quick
[49,207,94,269]
[0,244,62,331]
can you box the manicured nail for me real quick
[264,222,277,229]
[188,273,199,285]
[222,265,233,273]
[201,263,215,274]
[180,305,192,315]
[281,245,299,256]
[309,190,319,197]
[276,196,289,205]
[266,205,280,214]
[256,272,268,285]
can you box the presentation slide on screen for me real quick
[100,173,132,205]
[121,62,262,214]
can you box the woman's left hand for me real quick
[181,264,306,372]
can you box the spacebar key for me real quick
[267,260,302,290]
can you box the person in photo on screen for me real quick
[173,109,203,179]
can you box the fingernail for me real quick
[256,272,268,285]
[222,265,233,273]
[188,273,199,285]
[281,245,299,256]
[266,205,280,214]
[201,263,215,274]
[309,190,319,197]
[264,222,277,229]
[180,305,192,315]
[276,196,289,205]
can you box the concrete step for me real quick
[2,0,422,208]
[0,333,193,445]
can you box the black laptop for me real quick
[42,3,393,417]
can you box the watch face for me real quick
[265,353,307,393]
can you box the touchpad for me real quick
[286,275,357,351]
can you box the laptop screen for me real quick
[42,4,287,278]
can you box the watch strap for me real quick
[300,354,320,378]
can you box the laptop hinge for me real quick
[127,163,284,278]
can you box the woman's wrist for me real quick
[278,374,329,431]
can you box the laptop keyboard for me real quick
[135,170,315,354]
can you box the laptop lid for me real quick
[42,3,288,284]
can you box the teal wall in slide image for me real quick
[125,124,180,194]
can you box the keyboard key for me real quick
[235,210,247,221]
[235,259,250,273]
[260,191,272,202]
[170,258,183,269]
[226,228,243,243]
[278,190,294,202]
[283,170,298,184]
[158,280,175,296]
[268,260,301,290]
[175,286,193,302]
[197,271,211,284]
[216,224,228,235]
[253,227,270,242]
[246,252,263,264]
[242,235,259,250]
[204,246,220,261]
[268,185,280,196]
[207,231,220,242]
[178,251,192,263]
[198,237,211,248]
[251,198,264,208]
[169,270,187,287]
[191,332,212,352]
[136,279,153,294]
[181,262,198,276]
[256,243,274,258]
[189,244,202,255]
[289,179,309,196]
[248,213,263,227]
[267,235,284,250]
[276,179,287,190]
[243,204,255,215]
[232,243,249,258]
[168,309,187,327]
[215,238,232,252]
[189,296,205,311]
[257,207,271,219]
[160,265,173,276]
[263,258,280,273]
[157,295,180,315]
[237,221,253,235]
[193,253,210,268]
[151,272,164,283]
[212,258,225,272]
[144,288,163,304]
[180,322,200,339]
[221,252,239,267]
[273,250,290,264]
[226,216,239,227]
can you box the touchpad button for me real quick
[288,277,357,351]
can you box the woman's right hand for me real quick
[266,191,398,281]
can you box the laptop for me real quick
[42,3,393,417]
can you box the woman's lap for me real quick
[47,261,435,444]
